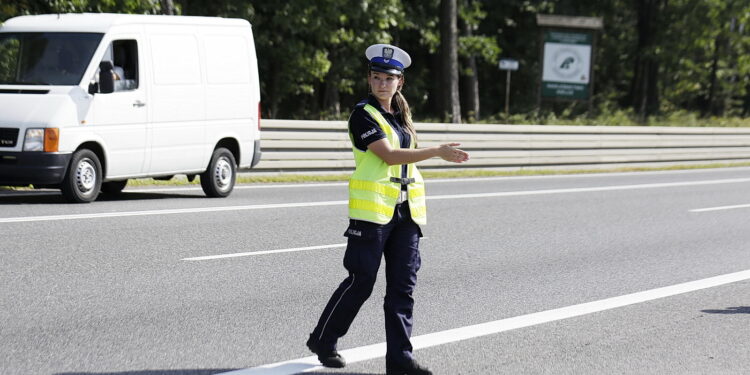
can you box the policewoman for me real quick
[306,44,469,374]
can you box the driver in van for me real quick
[92,44,133,92]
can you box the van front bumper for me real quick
[0,151,71,186]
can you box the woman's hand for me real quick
[438,143,470,163]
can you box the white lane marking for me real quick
[690,203,750,213]
[181,243,347,261]
[183,238,430,261]
[126,183,348,193]
[0,200,346,224]
[217,268,750,375]
[3,177,750,224]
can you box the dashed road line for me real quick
[690,203,750,213]
[182,238,429,261]
[181,243,347,261]
[0,201,346,224]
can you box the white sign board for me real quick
[542,43,591,84]
[498,59,519,71]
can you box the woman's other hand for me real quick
[438,143,470,163]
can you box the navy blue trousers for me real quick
[310,202,422,365]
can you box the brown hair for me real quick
[393,88,417,145]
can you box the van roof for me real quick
[0,13,250,33]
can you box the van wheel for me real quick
[101,180,128,194]
[200,147,236,198]
[61,149,102,203]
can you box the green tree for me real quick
[4,0,750,123]
[458,0,500,122]
[661,0,750,117]
[177,0,405,119]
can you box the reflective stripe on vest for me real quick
[348,104,427,225]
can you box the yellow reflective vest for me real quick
[348,104,426,225]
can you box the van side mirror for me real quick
[88,81,99,95]
[99,61,115,94]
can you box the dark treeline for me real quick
[2,0,750,124]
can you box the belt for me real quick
[396,190,408,204]
[390,177,415,185]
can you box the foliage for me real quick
[0,37,19,83]
[0,0,161,16]
[126,160,750,186]
[2,0,750,124]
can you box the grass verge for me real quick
[128,161,750,185]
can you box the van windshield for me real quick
[0,32,103,86]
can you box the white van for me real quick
[0,13,261,202]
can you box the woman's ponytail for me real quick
[394,89,417,146]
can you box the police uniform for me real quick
[307,44,432,375]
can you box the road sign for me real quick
[499,59,519,71]
[498,59,519,119]
[541,30,593,100]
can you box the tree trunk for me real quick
[440,0,461,123]
[267,62,279,119]
[160,0,175,15]
[322,52,341,118]
[322,82,340,118]
[460,9,480,122]
[706,35,722,116]
[629,0,662,122]
[462,56,479,122]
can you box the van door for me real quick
[90,37,148,177]
[144,28,206,174]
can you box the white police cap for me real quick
[365,44,411,75]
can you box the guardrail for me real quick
[255,119,750,172]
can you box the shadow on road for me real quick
[55,371,382,375]
[701,306,750,314]
[0,191,203,204]
[97,192,205,201]
[55,371,236,375]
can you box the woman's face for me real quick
[368,71,402,102]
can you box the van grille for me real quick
[0,89,50,94]
[0,128,19,148]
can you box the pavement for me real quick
[2,167,750,375]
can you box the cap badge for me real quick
[382,47,394,63]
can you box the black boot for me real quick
[386,359,432,375]
[306,335,346,368]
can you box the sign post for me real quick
[536,15,603,111]
[498,58,519,120]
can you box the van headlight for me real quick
[23,129,44,151]
[23,128,59,152]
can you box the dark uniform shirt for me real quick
[348,95,411,184]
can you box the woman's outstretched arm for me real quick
[367,138,470,166]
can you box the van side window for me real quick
[95,39,138,92]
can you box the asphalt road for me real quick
[2,167,750,375]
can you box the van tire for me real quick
[101,180,128,194]
[200,147,236,198]
[61,149,102,203]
